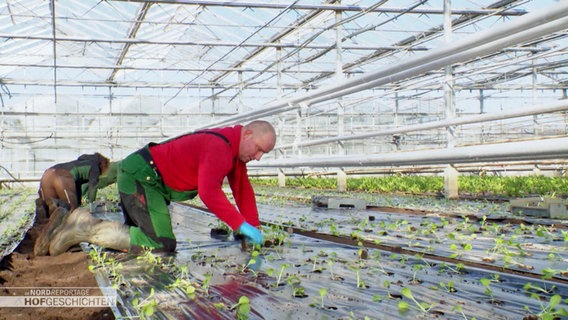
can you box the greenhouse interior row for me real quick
[0,0,567,319]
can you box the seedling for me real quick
[329,223,340,236]
[399,287,433,313]
[137,246,170,272]
[319,288,327,309]
[449,242,472,259]
[541,268,560,280]
[202,273,212,296]
[172,264,191,280]
[479,278,494,302]
[167,278,197,297]
[327,259,337,280]
[230,296,251,320]
[524,282,556,295]
[525,294,568,320]
[287,275,306,298]
[371,250,389,275]
[383,280,393,298]
[452,304,472,320]
[132,287,158,320]
[241,250,260,274]
[352,267,366,289]
[410,264,423,284]
[276,263,290,287]
[291,285,306,298]
[439,280,457,293]
[88,246,123,289]
[311,256,323,273]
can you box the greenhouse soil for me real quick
[0,221,114,320]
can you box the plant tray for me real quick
[510,197,568,219]
[311,195,367,210]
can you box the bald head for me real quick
[239,120,276,163]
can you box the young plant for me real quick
[480,278,494,302]
[439,280,457,293]
[276,263,290,287]
[383,280,393,299]
[327,259,338,280]
[526,294,568,320]
[453,304,470,320]
[132,287,158,320]
[438,262,464,274]
[410,264,423,284]
[311,256,324,273]
[354,267,366,289]
[202,273,212,296]
[399,287,433,313]
[167,278,197,298]
[241,250,260,274]
[523,282,556,295]
[230,296,251,320]
[319,288,327,309]
[137,246,170,272]
[329,222,340,236]
[88,246,123,289]
[287,275,306,298]
[371,250,389,275]
[449,242,472,259]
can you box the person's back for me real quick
[37,153,110,217]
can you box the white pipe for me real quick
[276,100,568,149]
[313,16,568,105]
[195,2,568,129]
[253,137,568,168]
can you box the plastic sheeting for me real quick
[89,201,568,319]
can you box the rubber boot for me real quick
[47,208,98,256]
[34,204,70,256]
[35,197,48,224]
[48,209,130,256]
[88,221,130,252]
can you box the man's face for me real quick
[239,129,275,163]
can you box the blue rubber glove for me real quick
[238,222,263,245]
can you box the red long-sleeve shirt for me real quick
[148,125,259,230]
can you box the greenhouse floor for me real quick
[87,188,568,320]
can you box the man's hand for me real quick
[237,222,263,245]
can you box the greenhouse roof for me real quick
[1,0,566,102]
[1,0,568,178]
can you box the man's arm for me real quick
[228,160,260,227]
[197,152,248,231]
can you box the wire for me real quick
[0,79,12,108]
[0,164,25,187]
[0,132,54,145]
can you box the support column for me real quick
[275,49,285,187]
[444,165,459,199]
[443,0,458,199]
[337,168,347,192]
[334,9,347,192]
[278,168,286,187]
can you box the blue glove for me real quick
[238,222,263,245]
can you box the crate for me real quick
[311,196,367,210]
[510,197,568,219]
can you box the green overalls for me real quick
[117,145,197,251]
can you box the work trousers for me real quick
[117,145,197,252]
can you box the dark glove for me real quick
[237,222,263,245]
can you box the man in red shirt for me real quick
[36,120,276,256]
